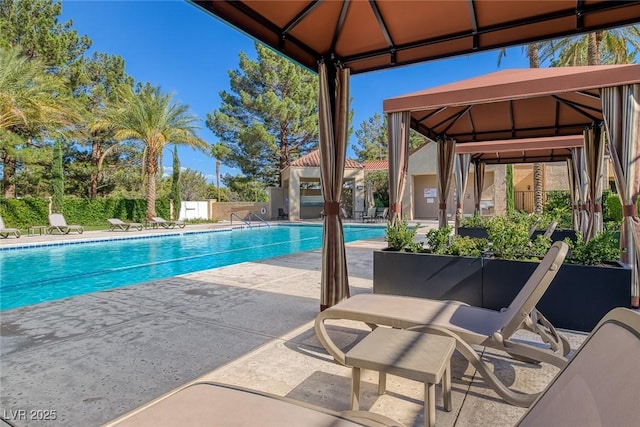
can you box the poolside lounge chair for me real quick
[105,382,400,427]
[277,208,289,220]
[362,207,376,223]
[149,217,185,229]
[517,307,640,426]
[0,215,20,238]
[315,241,571,408]
[48,213,83,234]
[375,208,388,222]
[108,218,143,232]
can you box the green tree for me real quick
[69,52,134,197]
[51,138,63,212]
[210,142,231,201]
[0,45,81,197]
[222,174,268,202]
[365,170,390,207]
[170,146,181,220]
[95,84,209,220]
[0,0,90,198]
[549,26,640,66]
[352,112,425,162]
[206,42,319,186]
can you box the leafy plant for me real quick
[424,226,452,254]
[460,215,487,228]
[445,235,488,257]
[543,190,572,229]
[565,231,621,266]
[486,215,551,260]
[385,217,423,252]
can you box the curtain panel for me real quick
[387,111,411,224]
[318,62,350,310]
[602,84,640,307]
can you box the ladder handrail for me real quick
[247,212,270,228]
[230,212,251,228]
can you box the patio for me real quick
[0,226,589,426]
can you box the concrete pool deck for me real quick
[1,224,587,426]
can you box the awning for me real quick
[190,1,640,74]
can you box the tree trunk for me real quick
[216,158,221,201]
[527,44,544,214]
[2,154,16,198]
[146,153,158,220]
[533,163,544,214]
[89,139,99,198]
[588,32,600,65]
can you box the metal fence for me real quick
[515,191,552,212]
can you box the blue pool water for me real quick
[0,224,384,310]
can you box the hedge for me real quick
[0,197,170,228]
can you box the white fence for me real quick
[179,201,209,220]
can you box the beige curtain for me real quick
[387,111,411,224]
[583,125,606,240]
[566,157,579,232]
[437,138,456,229]
[454,153,471,230]
[602,84,640,308]
[473,160,485,216]
[572,146,589,237]
[318,62,350,310]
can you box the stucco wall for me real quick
[208,201,270,222]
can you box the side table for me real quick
[345,327,456,427]
[28,225,49,236]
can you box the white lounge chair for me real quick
[149,217,185,229]
[108,218,143,232]
[0,215,20,238]
[48,213,83,234]
[104,382,400,427]
[315,241,571,407]
[517,307,640,426]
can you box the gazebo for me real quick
[383,64,640,306]
[189,0,640,309]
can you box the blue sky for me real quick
[60,0,530,183]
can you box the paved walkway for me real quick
[0,226,586,426]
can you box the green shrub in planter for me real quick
[486,215,551,260]
[385,217,423,252]
[424,226,452,254]
[460,215,487,228]
[445,235,489,257]
[565,230,620,266]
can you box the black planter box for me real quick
[373,250,483,306]
[457,227,489,239]
[531,229,578,243]
[373,249,631,333]
[483,259,631,332]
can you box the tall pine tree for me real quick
[353,113,425,162]
[206,43,319,186]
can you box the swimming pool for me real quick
[0,224,384,310]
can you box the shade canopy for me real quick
[190,1,640,74]
[384,64,640,144]
[455,135,584,164]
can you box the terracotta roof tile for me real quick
[363,160,388,171]
[290,150,363,168]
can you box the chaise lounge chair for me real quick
[149,217,185,229]
[48,213,84,234]
[315,241,571,408]
[517,307,640,426]
[104,382,400,427]
[108,218,143,232]
[0,215,20,238]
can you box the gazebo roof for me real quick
[455,135,584,164]
[383,64,640,144]
[189,1,640,75]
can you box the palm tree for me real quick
[0,45,83,197]
[549,26,640,66]
[95,84,209,219]
[211,142,231,202]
